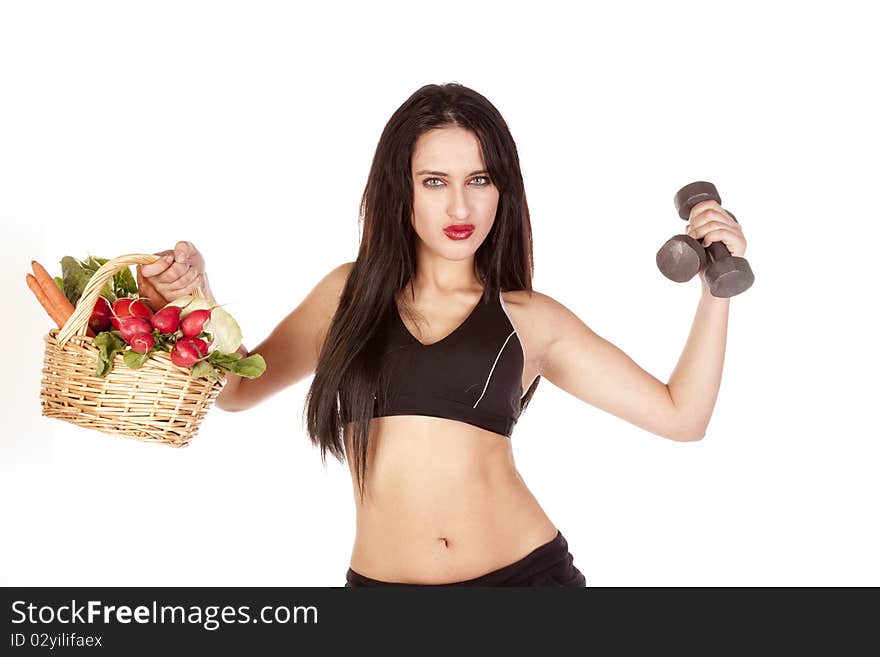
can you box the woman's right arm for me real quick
[214,261,354,412]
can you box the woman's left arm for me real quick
[538,199,746,442]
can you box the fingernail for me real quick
[164,255,173,263]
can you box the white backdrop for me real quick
[2,0,877,586]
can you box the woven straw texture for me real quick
[39,253,226,447]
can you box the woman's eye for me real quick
[423,176,492,187]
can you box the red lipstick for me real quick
[443,224,475,240]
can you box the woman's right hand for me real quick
[137,241,211,310]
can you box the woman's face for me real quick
[410,126,499,259]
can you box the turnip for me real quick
[129,333,155,354]
[111,297,153,330]
[151,305,182,334]
[180,308,212,338]
[118,316,152,344]
[204,308,242,353]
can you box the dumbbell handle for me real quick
[700,210,739,263]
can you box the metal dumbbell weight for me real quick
[655,181,755,298]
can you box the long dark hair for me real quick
[303,82,541,502]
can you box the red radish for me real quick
[171,339,208,367]
[181,336,209,356]
[180,308,212,338]
[151,305,182,334]
[129,333,155,354]
[110,297,153,330]
[118,316,152,343]
[89,296,113,334]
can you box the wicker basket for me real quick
[39,253,226,447]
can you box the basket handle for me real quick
[56,253,205,347]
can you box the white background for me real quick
[1,0,877,586]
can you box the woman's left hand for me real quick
[684,199,748,286]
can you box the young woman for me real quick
[138,83,746,587]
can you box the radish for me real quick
[151,305,182,334]
[89,296,113,334]
[182,336,209,356]
[129,333,155,354]
[171,339,208,367]
[118,316,152,344]
[111,297,153,329]
[165,296,241,353]
[180,308,212,338]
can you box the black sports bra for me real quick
[372,289,525,437]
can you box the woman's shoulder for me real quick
[304,261,356,326]
[321,261,356,293]
[500,288,592,374]
[501,288,588,336]
[337,260,357,278]
[500,288,553,312]
[499,289,560,363]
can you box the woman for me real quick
[138,83,746,587]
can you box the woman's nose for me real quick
[447,186,470,220]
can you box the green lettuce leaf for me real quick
[93,330,127,377]
[191,360,222,381]
[123,350,151,370]
[61,256,90,306]
[80,256,119,303]
[230,355,266,378]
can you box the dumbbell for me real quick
[655,181,755,298]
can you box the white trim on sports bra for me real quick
[473,329,517,409]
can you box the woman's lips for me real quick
[443,225,475,240]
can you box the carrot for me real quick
[31,260,76,328]
[30,260,96,336]
[26,273,66,327]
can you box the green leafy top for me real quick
[59,255,138,307]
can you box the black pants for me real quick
[345,530,586,587]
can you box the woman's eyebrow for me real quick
[415,169,489,176]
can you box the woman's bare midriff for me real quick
[345,414,558,585]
